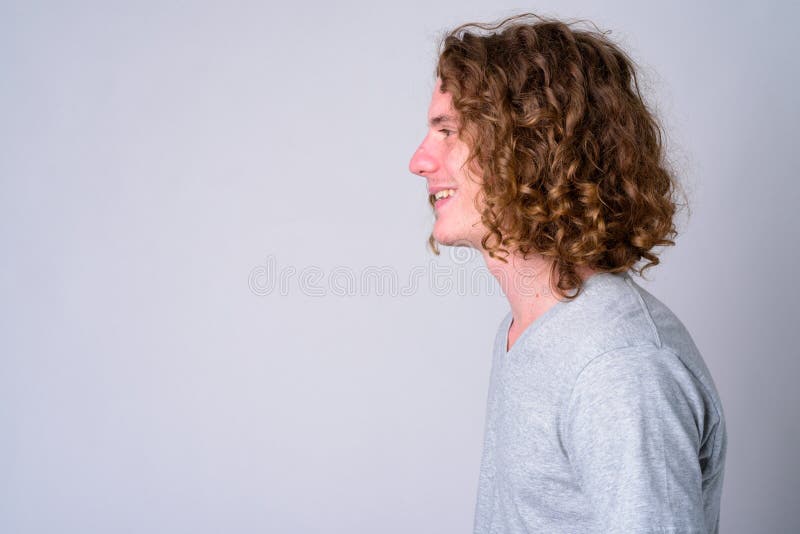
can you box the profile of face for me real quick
[409,80,485,249]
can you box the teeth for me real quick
[433,189,456,201]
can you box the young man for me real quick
[409,15,727,534]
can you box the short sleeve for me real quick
[563,346,708,533]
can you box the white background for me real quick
[2,1,798,532]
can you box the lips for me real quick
[428,186,458,209]
[433,188,456,201]
[434,194,454,210]
[431,191,456,211]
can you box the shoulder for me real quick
[569,272,668,348]
[569,345,703,408]
[542,273,712,375]
[563,344,725,462]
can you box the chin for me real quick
[433,227,477,249]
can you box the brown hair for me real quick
[431,14,684,299]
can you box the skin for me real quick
[406,80,485,248]
[409,80,596,350]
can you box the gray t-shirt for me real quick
[474,272,726,534]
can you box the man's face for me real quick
[409,80,485,249]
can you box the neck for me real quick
[481,249,596,349]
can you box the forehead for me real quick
[427,80,457,122]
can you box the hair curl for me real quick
[430,14,685,299]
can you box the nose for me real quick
[409,139,437,177]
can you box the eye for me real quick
[439,128,455,138]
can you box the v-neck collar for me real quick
[501,272,624,356]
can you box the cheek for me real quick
[465,180,487,214]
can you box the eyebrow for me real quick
[429,114,459,127]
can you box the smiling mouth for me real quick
[433,188,456,201]
[429,188,457,207]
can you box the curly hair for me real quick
[430,14,684,299]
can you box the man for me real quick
[409,14,727,534]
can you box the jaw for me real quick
[432,217,483,249]
[429,185,486,248]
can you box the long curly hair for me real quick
[431,14,684,299]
